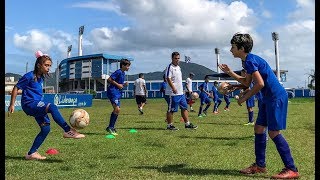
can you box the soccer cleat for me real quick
[198,115,203,118]
[271,168,300,179]
[203,110,207,116]
[190,109,195,112]
[167,125,179,130]
[185,123,198,129]
[244,122,255,126]
[25,151,47,160]
[63,129,85,139]
[224,107,230,111]
[213,111,219,114]
[106,127,118,135]
[138,108,144,115]
[240,163,266,174]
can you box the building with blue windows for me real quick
[58,53,134,93]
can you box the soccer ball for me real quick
[218,82,230,95]
[69,109,90,129]
[192,92,199,99]
[234,95,239,100]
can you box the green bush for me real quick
[84,89,96,98]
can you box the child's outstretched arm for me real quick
[8,86,19,114]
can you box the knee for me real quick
[47,104,58,113]
[268,131,280,139]
[114,107,120,114]
[40,123,51,135]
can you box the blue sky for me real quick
[5,0,315,88]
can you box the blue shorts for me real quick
[199,92,211,105]
[256,94,288,131]
[107,92,121,107]
[246,96,255,108]
[213,97,222,104]
[22,101,50,118]
[22,101,51,125]
[164,95,170,105]
[167,95,188,112]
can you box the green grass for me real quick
[5,98,315,180]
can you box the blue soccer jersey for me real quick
[211,86,220,102]
[107,69,126,98]
[160,82,167,96]
[15,71,44,105]
[244,53,286,100]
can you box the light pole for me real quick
[78,26,84,56]
[272,32,281,81]
[67,45,72,58]
[55,60,59,93]
[215,48,220,80]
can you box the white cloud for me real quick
[13,30,52,52]
[261,10,272,18]
[71,1,122,15]
[287,0,314,20]
[87,0,258,51]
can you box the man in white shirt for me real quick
[134,73,147,114]
[185,72,195,112]
[164,51,198,130]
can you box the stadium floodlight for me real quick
[67,45,72,58]
[78,26,84,56]
[272,32,280,81]
[79,26,84,35]
[214,48,220,77]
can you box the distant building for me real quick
[58,53,134,93]
[5,77,22,95]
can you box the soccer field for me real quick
[5,98,315,180]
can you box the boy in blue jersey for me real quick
[211,81,222,114]
[8,51,85,160]
[223,94,231,111]
[106,59,131,135]
[160,74,167,97]
[219,33,299,179]
[198,76,212,117]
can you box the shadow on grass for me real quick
[5,156,64,163]
[132,163,259,178]
[117,127,166,131]
[178,135,253,141]
[199,121,243,126]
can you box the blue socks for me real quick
[248,111,254,123]
[255,133,267,167]
[272,134,298,172]
[28,122,50,155]
[198,106,203,116]
[204,104,210,112]
[48,104,71,132]
[108,112,118,129]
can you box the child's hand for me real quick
[124,82,128,87]
[218,64,231,74]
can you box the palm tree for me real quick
[307,70,315,90]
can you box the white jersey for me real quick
[134,78,146,95]
[165,63,183,96]
[186,77,192,92]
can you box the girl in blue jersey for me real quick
[8,51,85,160]
[219,33,299,179]
[106,59,131,135]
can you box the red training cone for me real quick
[46,148,59,155]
